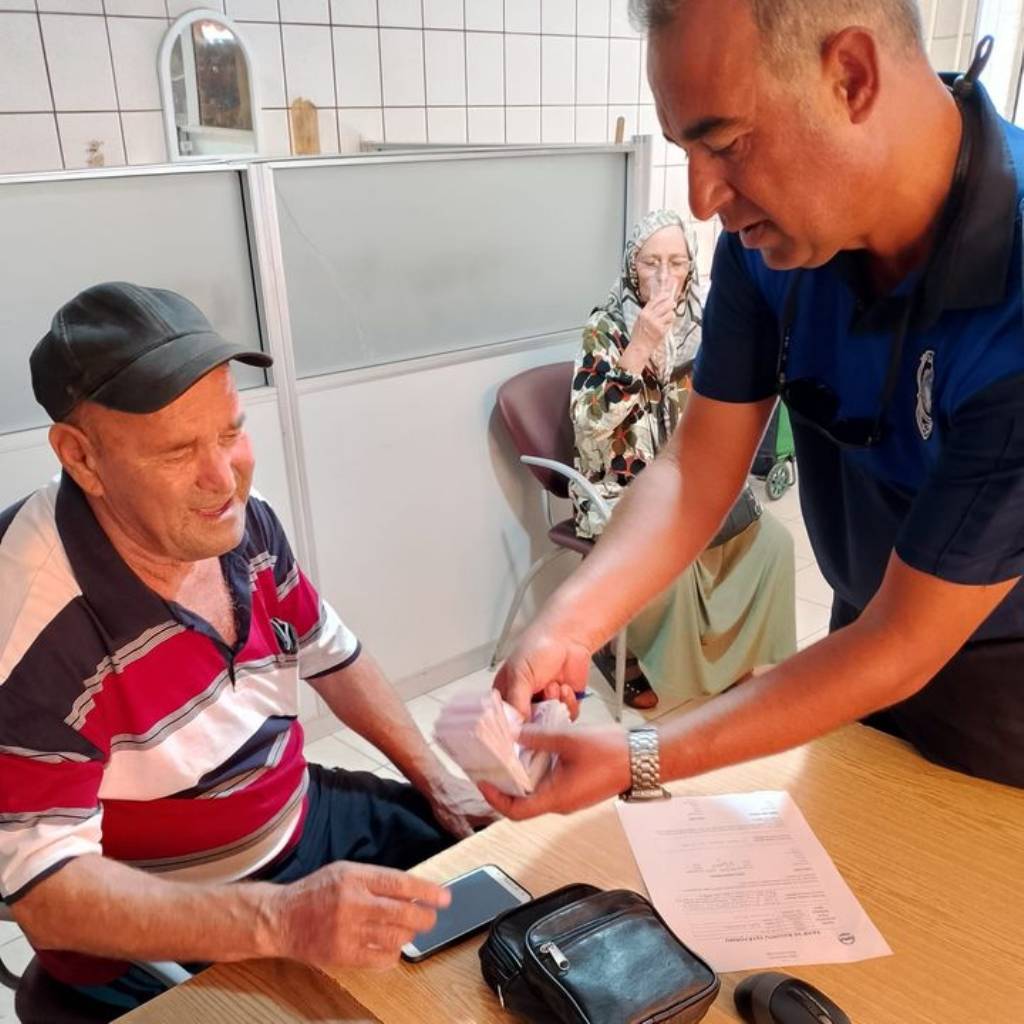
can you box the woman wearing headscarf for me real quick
[570,209,796,709]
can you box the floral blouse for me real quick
[570,306,695,539]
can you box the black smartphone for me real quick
[400,864,531,963]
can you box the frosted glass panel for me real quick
[0,170,266,433]
[274,151,627,376]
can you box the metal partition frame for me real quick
[243,161,320,582]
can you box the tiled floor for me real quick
[0,479,828,1021]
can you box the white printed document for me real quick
[616,791,891,972]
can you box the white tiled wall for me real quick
[0,0,987,277]
[0,1,650,173]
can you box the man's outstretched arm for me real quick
[484,554,1018,818]
[495,391,776,715]
[12,851,449,970]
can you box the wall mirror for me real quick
[158,10,262,161]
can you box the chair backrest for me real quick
[496,362,575,498]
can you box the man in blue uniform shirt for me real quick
[486,0,1024,816]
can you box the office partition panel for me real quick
[0,168,266,433]
[272,149,628,377]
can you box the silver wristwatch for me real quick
[620,726,670,801]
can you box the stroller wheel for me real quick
[766,460,792,500]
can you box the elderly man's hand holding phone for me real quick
[273,861,452,970]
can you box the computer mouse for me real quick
[734,971,852,1024]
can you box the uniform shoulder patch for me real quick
[916,349,935,440]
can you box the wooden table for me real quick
[119,725,1024,1023]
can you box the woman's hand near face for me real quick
[619,276,676,375]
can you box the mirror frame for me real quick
[157,9,263,163]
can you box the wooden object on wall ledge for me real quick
[614,116,626,144]
[290,98,321,156]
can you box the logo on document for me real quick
[838,932,856,946]
[915,350,935,441]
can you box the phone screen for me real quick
[404,868,528,959]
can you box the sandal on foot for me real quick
[592,650,659,710]
[623,673,659,710]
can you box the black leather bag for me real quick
[707,484,762,550]
[479,884,720,1024]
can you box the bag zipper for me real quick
[487,883,603,978]
[522,910,640,1024]
[532,904,636,961]
[528,904,720,1022]
[538,940,570,973]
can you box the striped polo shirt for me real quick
[0,473,358,982]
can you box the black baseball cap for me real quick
[31,281,273,422]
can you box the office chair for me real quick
[0,902,189,1024]
[492,361,629,721]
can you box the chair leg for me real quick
[613,628,628,723]
[0,954,20,990]
[491,547,572,668]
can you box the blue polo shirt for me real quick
[695,78,1024,643]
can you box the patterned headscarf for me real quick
[600,208,703,379]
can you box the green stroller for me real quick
[752,403,796,500]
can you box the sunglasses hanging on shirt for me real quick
[776,278,914,450]
[775,36,994,451]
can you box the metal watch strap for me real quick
[621,726,670,801]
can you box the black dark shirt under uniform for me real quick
[694,78,1024,786]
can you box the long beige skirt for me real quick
[626,511,797,702]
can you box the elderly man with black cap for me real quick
[0,282,490,1016]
